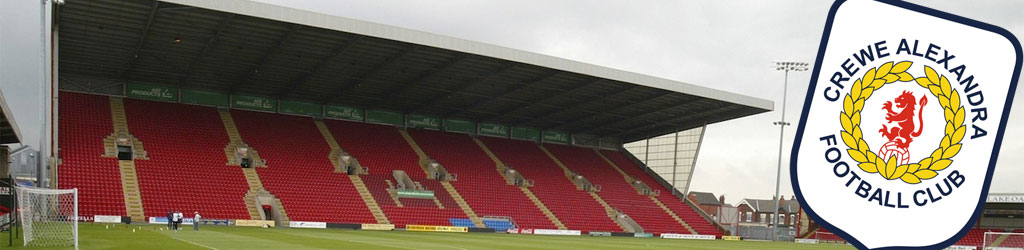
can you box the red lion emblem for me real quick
[879,91,928,149]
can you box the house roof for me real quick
[689,191,721,206]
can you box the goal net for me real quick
[984,232,1024,250]
[15,186,78,249]
[814,231,847,244]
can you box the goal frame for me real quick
[15,186,78,249]
[984,231,1024,250]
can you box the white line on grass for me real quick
[172,235,221,250]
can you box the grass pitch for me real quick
[0,224,855,249]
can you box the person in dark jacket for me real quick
[167,211,173,230]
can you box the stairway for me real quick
[472,137,566,230]
[519,187,567,230]
[243,192,263,220]
[219,110,288,223]
[596,150,696,232]
[313,121,345,172]
[439,182,483,227]
[106,97,146,222]
[648,196,697,234]
[349,175,390,224]
[588,192,628,232]
[116,161,146,222]
[109,98,130,132]
[537,145,576,178]
[241,168,264,191]
[539,145,623,230]
[397,129,485,228]
[217,110,264,167]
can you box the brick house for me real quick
[736,195,801,228]
[687,191,726,219]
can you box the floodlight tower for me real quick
[771,61,808,241]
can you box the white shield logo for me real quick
[791,0,1022,249]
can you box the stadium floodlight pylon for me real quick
[985,232,1024,250]
[15,186,78,250]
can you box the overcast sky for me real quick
[252,0,1024,205]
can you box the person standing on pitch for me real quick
[167,211,173,230]
[193,211,202,231]
[174,211,183,230]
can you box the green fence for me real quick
[479,123,509,137]
[542,130,569,144]
[181,89,229,107]
[408,114,441,130]
[511,127,541,141]
[325,105,364,121]
[444,119,475,134]
[279,100,322,117]
[126,82,177,102]
[231,95,277,112]
[366,110,404,126]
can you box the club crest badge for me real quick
[792,1,1022,249]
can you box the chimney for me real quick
[719,195,726,205]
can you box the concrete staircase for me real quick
[313,121,345,173]
[116,161,146,222]
[219,110,287,223]
[384,180,404,207]
[314,120,390,224]
[472,137,566,230]
[648,196,697,234]
[519,187,567,230]
[349,175,390,224]
[587,192,629,232]
[106,97,146,222]
[538,145,622,230]
[217,110,265,167]
[397,129,485,228]
[596,150,696,233]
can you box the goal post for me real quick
[984,232,1024,250]
[15,186,77,249]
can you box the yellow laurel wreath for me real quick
[839,61,966,184]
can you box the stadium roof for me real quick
[56,0,771,142]
[0,90,23,144]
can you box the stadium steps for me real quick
[104,98,149,160]
[116,161,146,222]
[313,121,345,173]
[349,175,391,224]
[538,145,624,231]
[471,137,567,230]
[397,129,485,228]
[243,192,263,220]
[595,150,696,234]
[432,197,446,209]
[991,233,1011,247]
[383,179,405,207]
[586,192,629,232]
[647,196,697,234]
[220,110,289,222]
[218,110,265,168]
[107,97,147,222]
[314,120,391,224]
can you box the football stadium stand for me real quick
[478,137,622,232]
[122,98,251,220]
[49,0,778,240]
[57,93,125,217]
[61,94,729,234]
